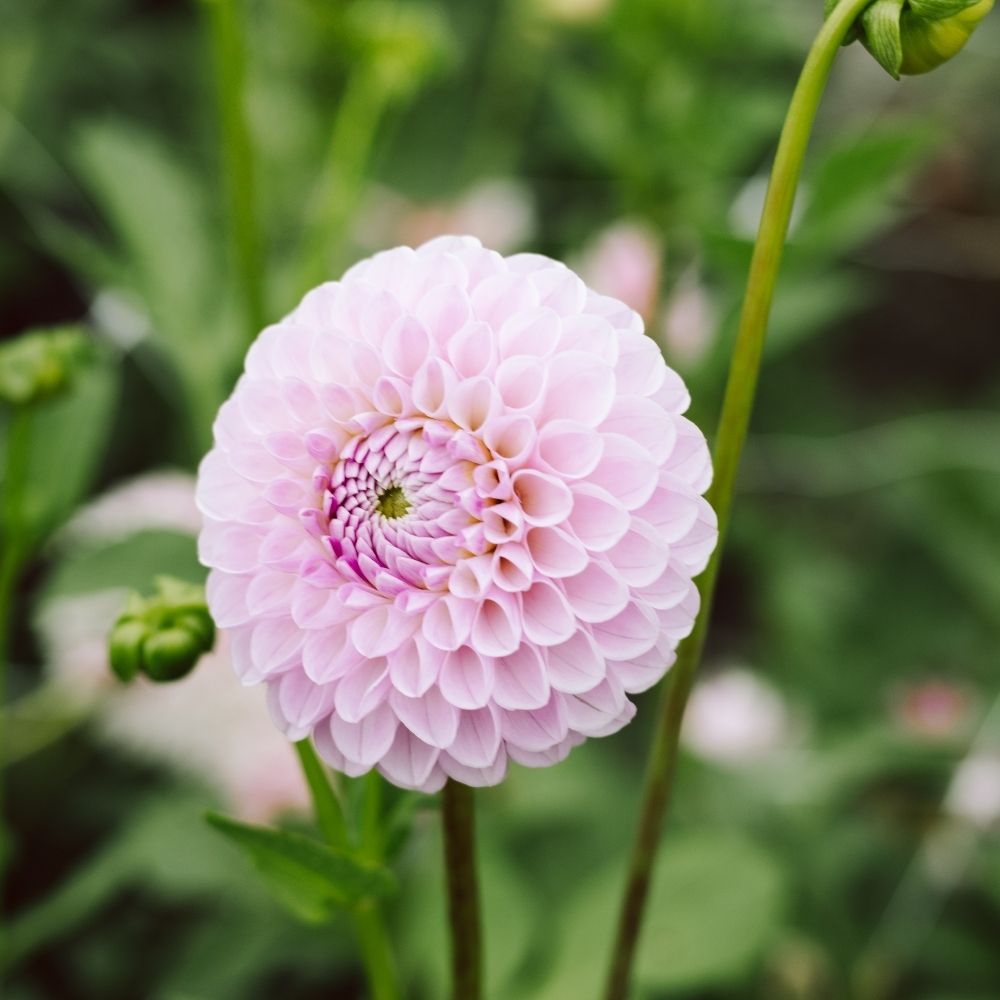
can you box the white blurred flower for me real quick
[38,474,309,823]
[682,667,794,765]
[576,220,662,322]
[945,752,1000,830]
[58,470,202,546]
[661,271,716,369]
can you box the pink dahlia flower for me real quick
[197,236,716,792]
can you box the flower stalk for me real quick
[603,1,878,997]
[442,780,482,1000]
[293,740,399,1000]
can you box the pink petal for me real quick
[567,484,630,552]
[438,646,495,709]
[378,728,440,790]
[511,470,573,527]
[561,561,630,624]
[448,706,502,768]
[389,686,459,749]
[334,659,391,723]
[521,580,576,646]
[545,632,607,694]
[492,645,551,711]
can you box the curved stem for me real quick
[442,780,482,1000]
[603,3,874,997]
[293,740,399,1000]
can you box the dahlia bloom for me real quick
[197,236,716,792]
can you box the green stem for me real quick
[352,897,400,1000]
[205,0,267,341]
[294,739,348,848]
[293,741,399,1000]
[603,3,874,998]
[441,780,482,1000]
[0,405,32,912]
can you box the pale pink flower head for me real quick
[197,236,716,792]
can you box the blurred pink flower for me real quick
[577,221,662,322]
[661,271,716,370]
[198,236,716,791]
[892,680,970,740]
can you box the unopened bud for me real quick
[826,0,992,77]
[108,577,215,684]
[0,326,90,407]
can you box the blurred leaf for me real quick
[536,831,787,998]
[5,791,257,966]
[1,343,118,542]
[42,528,203,602]
[205,812,396,923]
[73,120,238,442]
[798,125,938,254]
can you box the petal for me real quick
[438,646,495,709]
[541,351,615,427]
[500,695,568,752]
[545,632,607,694]
[334,659,391,723]
[562,561,629,624]
[378,728,440,791]
[591,602,660,660]
[390,686,460,749]
[536,420,604,479]
[330,701,399,767]
[567,484,630,552]
[492,644,551,711]
[448,706,502,768]
[511,470,573,527]
[470,593,521,658]
[521,580,576,646]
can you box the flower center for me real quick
[376,484,410,519]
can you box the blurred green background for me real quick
[2,0,999,997]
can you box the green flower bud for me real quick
[836,0,994,79]
[107,577,215,685]
[0,326,90,407]
[109,619,149,683]
[899,0,993,73]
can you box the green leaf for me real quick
[205,812,397,923]
[536,832,787,997]
[799,125,938,254]
[73,120,239,442]
[42,529,203,602]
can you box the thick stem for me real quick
[205,0,266,342]
[442,780,482,1000]
[603,3,874,998]
[293,741,398,1000]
